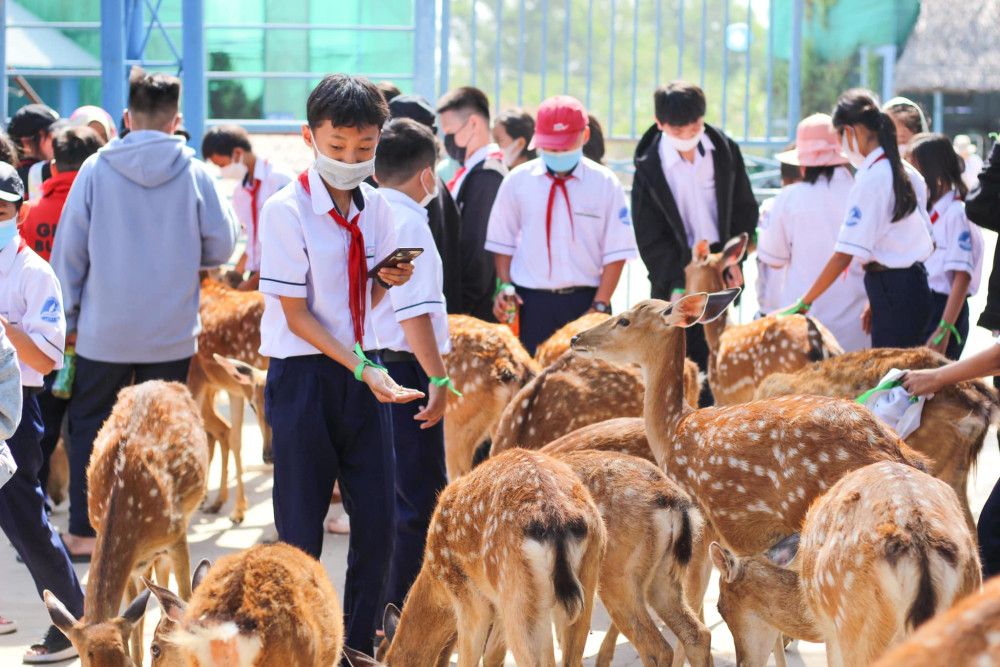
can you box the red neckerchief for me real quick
[544,170,576,277]
[872,154,888,165]
[446,165,467,193]
[930,210,940,224]
[246,175,262,255]
[16,236,26,253]
[297,172,366,344]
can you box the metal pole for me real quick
[101,0,127,122]
[765,0,774,142]
[494,0,502,113]
[608,0,616,136]
[541,0,549,99]
[413,0,436,101]
[0,0,7,123]
[787,0,803,139]
[470,0,477,86]
[721,0,729,130]
[631,0,638,137]
[880,44,896,102]
[440,0,451,98]
[859,46,869,90]
[182,0,205,154]
[126,0,144,62]
[933,91,944,133]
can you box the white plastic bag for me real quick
[856,368,927,440]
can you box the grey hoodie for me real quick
[51,131,238,363]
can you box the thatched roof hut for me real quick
[895,0,1000,93]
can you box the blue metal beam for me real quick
[0,0,7,123]
[413,0,436,100]
[788,0,803,137]
[182,0,205,154]
[101,0,127,122]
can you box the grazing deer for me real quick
[534,312,612,368]
[873,575,1000,666]
[442,314,539,479]
[143,559,212,667]
[44,381,209,666]
[570,290,930,556]
[346,449,607,667]
[162,544,343,667]
[684,234,842,405]
[755,346,1000,535]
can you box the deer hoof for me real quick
[203,501,224,515]
[230,511,245,525]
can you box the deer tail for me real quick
[906,548,938,631]
[552,535,585,623]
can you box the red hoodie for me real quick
[22,169,77,262]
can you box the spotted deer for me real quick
[442,315,539,478]
[684,234,842,405]
[570,290,931,556]
[156,544,344,667]
[44,381,209,666]
[756,346,1000,535]
[346,448,607,667]
[142,559,211,667]
[534,312,612,368]
[873,575,1000,666]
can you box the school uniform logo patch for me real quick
[958,231,973,252]
[366,245,376,259]
[846,206,862,227]
[619,206,632,226]
[40,297,60,323]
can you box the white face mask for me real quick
[418,168,439,208]
[312,144,375,191]
[840,128,866,168]
[219,154,248,181]
[501,141,522,168]
[664,131,702,153]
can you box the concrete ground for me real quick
[1,227,997,665]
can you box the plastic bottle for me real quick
[51,344,76,399]
[503,285,519,336]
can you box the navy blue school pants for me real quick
[36,371,69,496]
[923,291,970,360]
[66,356,191,537]
[382,359,448,609]
[863,264,931,349]
[517,286,597,358]
[0,388,85,619]
[980,375,1000,579]
[264,354,396,656]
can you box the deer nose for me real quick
[570,334,580,348]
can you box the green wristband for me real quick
[932,320,962,345]
[778,298,810,317]
[495,280,514,298]
[353,343,387,382]
[671,288,687,299]
[429,375,463,397]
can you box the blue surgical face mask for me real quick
[541,148,583,174]
[0,219,17,248]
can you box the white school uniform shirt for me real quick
[659,133,719,246]
[451,143,500,195]
[925,190,985,297]
[0,236,65,386]
[258,168,397,358]
[484,157,638,290]
[753,196,785,315]
[757,168,870,352]
[230,159,295,273]
[372,189,451,354]
[833,147,934,268]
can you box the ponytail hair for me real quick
[832,88,917,222]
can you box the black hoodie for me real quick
[967,143,1000,330]
[631,122,758,298]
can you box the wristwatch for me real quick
[376,276,393,290]
[592,301,612,314]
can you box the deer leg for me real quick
[169,534,194,601]
[454,594,492,667]
[597,569,672,667]
[685,522,715,619]
[558,542,602,667]
[125,575,145,666]
[648,565,713,667]
[202,396,231,515]
[483,620,507,667]
[154,553,172,590]
[773,634,788,667]
[595,624,620,667]
[227,392,247,525]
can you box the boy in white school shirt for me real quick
[487,95,638,356]
[257,74,421,658]
[371,118,454,610]
[202,124,295,291]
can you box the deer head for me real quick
[212,354,271,452]
[44,589,151,667]
[684,233,749,296]
[143,559,212,667]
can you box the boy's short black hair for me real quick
[307,74,390,131]
[201,124,253,158]
[374,118,438,186]
[654,81,707,127]
[53,126,105,173]
[128,66,181,126]
[436,86,491,122]
[376,80,402,103]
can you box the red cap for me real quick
[529,95,588,151]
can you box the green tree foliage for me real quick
[207,52,264,120]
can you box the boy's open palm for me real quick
[362,366,424,404]
[415,383,447,429]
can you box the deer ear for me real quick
[193,558,212,592]
[700,288,741,323]
[44,590,81,636]
[694,239,711,262]
[722,233,749,266]
[343,646,382,666]
[661,293,708,328]
[709,542,742,584]
[383,604,401,645]
[143,576,187,623]
[766,533,801,568]
[212,354,254,386]
[121,588,151,629]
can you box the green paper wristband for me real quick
[429,375,463,397]
[353,343,387,382]
[932,320,962,345]
[671,288,687,299]
[778,298,810,317]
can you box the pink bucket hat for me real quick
[776,113,848,167]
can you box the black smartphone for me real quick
[367,247,424,278]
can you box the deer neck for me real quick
[85,486,139,622]
[702,314,726,394]
[387,569,457,665]
[754,565,823,643]
[641,328,691,468]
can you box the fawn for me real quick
[873,574,1000,666]
[143,559,211,666]
[44,381,209,666]
[346,448,607,667]
[570,290,931,556]
[756,346,1000,536]
[684,234,842,405]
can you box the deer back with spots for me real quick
[441,315,539,479]
[684,234,843,405]
[800,461,981,667]
[534,312,612,368]
[756,346,1000,536]
[571,291,932,556]
[45,381,209,666]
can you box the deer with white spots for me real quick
[756,346,1000,536]
[44,381,209,666]
[684,234,842,405]
[142,559,211,667]
[570,289,932,556]
[441,314,539,479]
[873,574,1000,667]
[534,312,612,368]
[345,448,606,667]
